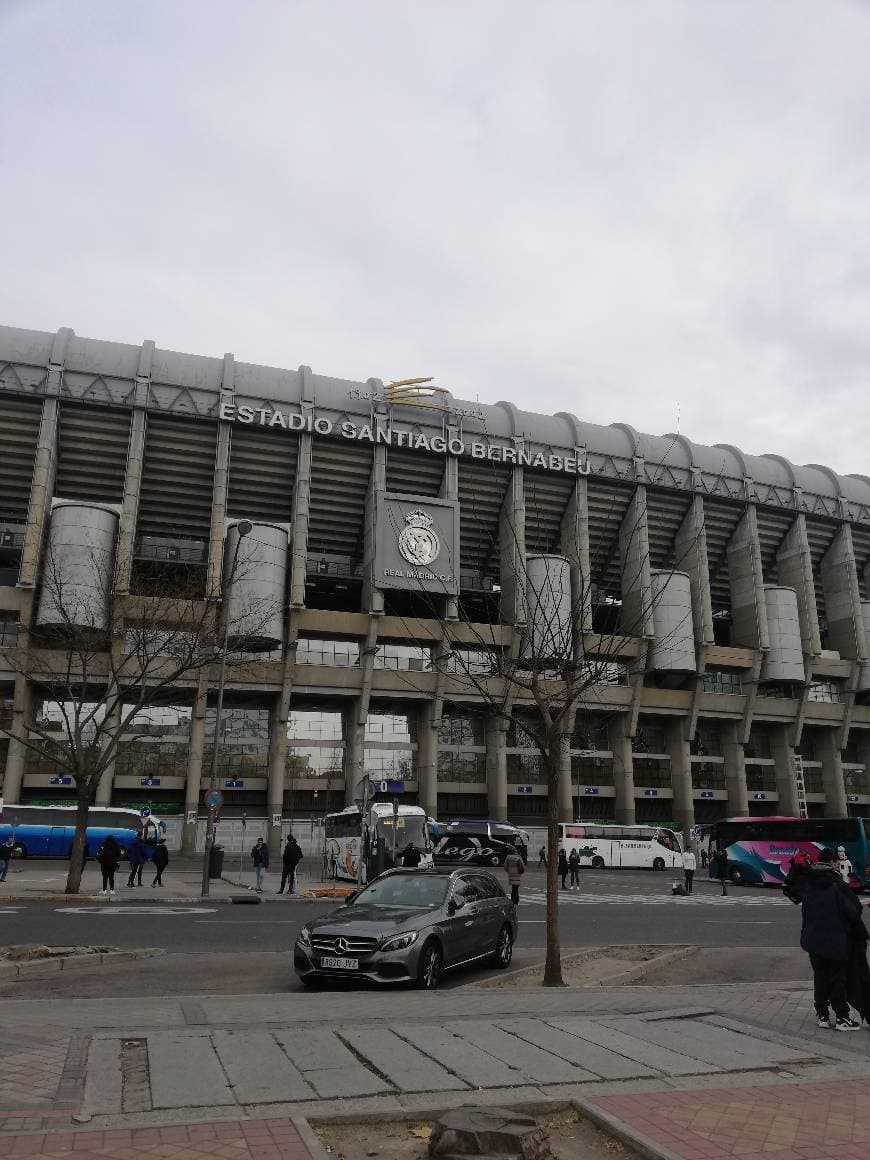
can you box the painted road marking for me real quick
[521,890,787,908]
[56,906,218,916]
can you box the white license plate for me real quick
[320,956,359,970]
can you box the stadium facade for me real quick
[2,322,870,854]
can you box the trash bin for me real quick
[208,844,225,879]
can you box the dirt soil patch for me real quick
[622,945,809,987]
[0,944,115,962]
[478,944,692,987]
[315,1108,638,1160]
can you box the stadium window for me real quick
[807,680,841,704]
[703,669,742,695]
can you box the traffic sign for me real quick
[139,806,151,818]
[516,785,533,795]
[376,778,405,794]
[204,788,224,812]
[583,787,599,796]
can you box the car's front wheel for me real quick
[652,857,666,871]
[490,925,513,969]
[416,940,442,990]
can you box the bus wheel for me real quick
[416,941,443,990]
[11,843,26,860]
[652,857,666,871]
[591,856,605,869]
[729,867,746,886]
[491,856,500,866]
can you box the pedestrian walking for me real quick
[700,848,708,869]
[711,847,729,895]
[98,834,121,895]
[537,845,547,869]
[126,835,147,887]
[0,836,13,883]
[151,839,169,888]
[682,847,696,895]
[251,837,269,892]
[837,845,853,887]
[279,834,303,893]
[568,848,580,890]
[558,847,568,890]
[790,848,862,1030]
[504,845,525,905]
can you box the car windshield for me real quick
[355,874,449,909]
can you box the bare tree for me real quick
[0,537,281,895]
[382,469,698,987]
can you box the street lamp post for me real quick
[200,519,252,898]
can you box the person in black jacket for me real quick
[792,848,863,1031]
[251,837,269,892]
[400,842,422,869]
[151,840,169,888]
[279,835,303,894]
[98,835,121,895]
[557,847,569,890]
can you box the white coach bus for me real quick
[558,823,682,871]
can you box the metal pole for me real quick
[200,521,251,898]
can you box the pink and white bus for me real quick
[707,816,869,889]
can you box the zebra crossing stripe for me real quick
[520,890,786,907]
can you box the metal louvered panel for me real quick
[227,428,298,523]
[523,470,575,554]
[457,460,510,579]
[137,417,217,538]
[55,403,130,505]
[308,438,373,557]
[0,397,41,522]
[646,488,691,569]
[587,480,633,591]
[385,448,444,497]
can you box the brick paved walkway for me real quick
[0,1117,313,1159]
[592,1079,870,1158]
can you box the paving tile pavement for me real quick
[0,1040,71,1109]
[591,1078,870,1159]
[0,1117,312,1159]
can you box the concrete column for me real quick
[486,716,508,820]
[344,699,367,807]
[771,724,800,815]
[417,702,438,819]
[608,714,636,824]
[726,506,769,651]
[115,340,154,593]
[560,474,592,639]
[499,464,526,626]
[674,495,714,644]
[95,702,121,806]
[816,728,848,816]
[557,732,573,822]
[181,675,208,855]
[440,448,460,621]
[289,432,313,607]
[821,525,867,661]
[618,485,654,639]
[1,674,31,803]
[362,442,387,614]
[776,515,822,657]
[666,717,695,843]
[722,721,749,815]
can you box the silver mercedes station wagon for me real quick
[294,868,517,989]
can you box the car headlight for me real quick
[380,931,419,952]
[298,927,312,947]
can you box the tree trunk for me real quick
[543,748,564,987]
[65,778,94,895]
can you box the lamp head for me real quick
[237,519,253,537]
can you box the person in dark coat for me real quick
[400,842,422,869]
[568,848,581,890]
[251,837,269,892]
[126,836,147,887]
[557,847,569,890]
[711,847,729,895]
[151,840,169,888]
[279,835,303,893]
[847,908,870,1026]
[0,836,13,883]
[537,845,547,869]
[504,845,524,905]
[792,847,863,1030]
[98,834,121,895]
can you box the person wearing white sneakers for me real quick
[97,834,121,896]
[681,846,697,895]
[792,847,863,1031]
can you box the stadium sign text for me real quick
[218,402,590,475]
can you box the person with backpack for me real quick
[251,837,269,892]
[279,834,303,894]
[504,845,525,905]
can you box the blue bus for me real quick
[0,804,144,859]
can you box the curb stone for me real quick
[0,947,163,977]
[474,944,697,989]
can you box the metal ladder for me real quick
[794,755,808,818]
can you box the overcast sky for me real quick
[2,1,869,476]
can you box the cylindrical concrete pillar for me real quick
[486,717,508,821]
[416,703,438,820]
[608,715,636,825]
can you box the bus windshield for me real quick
[710,817,868,889]
[376,814,428,851]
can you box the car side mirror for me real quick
[447,898,458,916]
